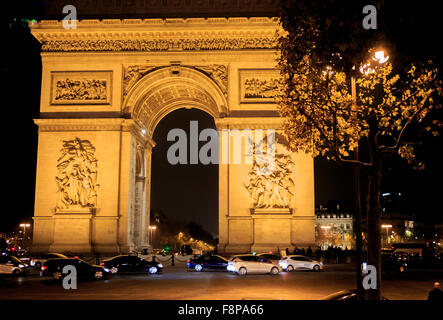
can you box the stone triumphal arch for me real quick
[30,16,315,255]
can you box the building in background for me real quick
[380,191,441,247]
[315,203,354,250]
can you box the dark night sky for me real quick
[150,109,219,235]
[1,1,442,234]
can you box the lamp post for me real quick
[19,223,31,249]
[320,225,331,249]
[149,226,157,248]
[351,49,389,300]
[381,224,393,247]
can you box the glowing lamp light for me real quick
[322,65,334,76]
[373,50,389,64]
[360,50,389,75]
[381,224,392,228]
[360,63,374,76]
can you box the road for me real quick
[0,263,441,300]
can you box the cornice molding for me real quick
[34,118,125,131]
[30,18,280,52]
[215,117,283,130]
[34,118,155,147]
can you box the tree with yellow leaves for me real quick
[278,0,442,300]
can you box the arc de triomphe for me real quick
[30,13,315,255]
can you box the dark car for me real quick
[321,289,389,300]
[100,255,163,274]
[40,258,109,280]
[187,254,228,272]
[257,253,281,264]
[382,253,408,274]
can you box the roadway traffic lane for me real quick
[0,264,441,300]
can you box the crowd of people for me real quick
[286,246,354,264]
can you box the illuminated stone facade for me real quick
[30,17,315,254]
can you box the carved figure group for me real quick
[55,138,98,209]
[55,78,107,101]
[244,77,279,99]
[244,142,295,208]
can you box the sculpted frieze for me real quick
[55,138,99,210]
[244,139,295,209]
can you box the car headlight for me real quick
[103,268,110,272]
[19,264,25,268]
[157,264,163,268]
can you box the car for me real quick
[321,289,389,300]
[41,258,110,280]
[0,254,29,275]
[187,254,228,272]
[227,254,282,275]
[100,255,163,274]
[20,253,68,269]
[381,253,407,274]
[256,253,281,265]
[279,255,323,272]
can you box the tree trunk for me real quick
[365,162,382,300]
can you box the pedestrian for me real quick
[315,247,321,260]
[285,247,289,256]
[428,282,443,302]
[307,246,312,258]
[293,247,298,255]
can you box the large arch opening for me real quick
[150,108,219,252]
[124,66,226,253]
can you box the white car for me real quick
[227,254,282,275]
[279,255,323,272]
[0,254,28,275]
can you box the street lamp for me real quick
[19,223,31,249]
[351,49,389,300]
[373,50,389,64]
[381,224,393,246]
[359,50,389,75]
[149,226,157,247]
[320,225,331,250]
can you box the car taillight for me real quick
[187,259,190,263]
[100,262,104,266]
[41,266,47,271]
